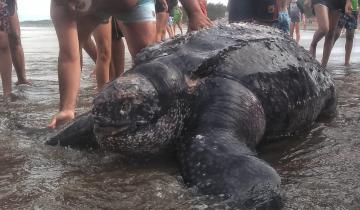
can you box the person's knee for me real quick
[318,25,330,37]
[325,29,336,39]
[59,48,80,63]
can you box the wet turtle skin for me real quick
[47,23,336,209]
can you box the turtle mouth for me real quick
[94,115,131,128]
[93,115,151,136]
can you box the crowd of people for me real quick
[0,0,357,128]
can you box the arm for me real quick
[48,1,81,128]
[179,0,212,31]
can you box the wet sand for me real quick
[0,26,359,209]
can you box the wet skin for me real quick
[46,24,337,209]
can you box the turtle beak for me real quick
[45,112,98,149]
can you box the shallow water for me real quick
[0,27,359,209]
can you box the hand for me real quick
[48,110,75,129]
[345,0,352,15]
[187,12,213,32]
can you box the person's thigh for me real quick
[116,0,157,56]
[92,21,112,57]
[328,9,340,33]
[313,4,331,32]
[77,16,103,46]
[120,21,156,57]
[8,13,20,36]
[0,31,9,49]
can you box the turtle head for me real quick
[92,74,162,140]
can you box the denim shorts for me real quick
[114,0,156,23]
[275,11,290,33]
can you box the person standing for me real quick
[48,0,212,128]
[309,0,352,67]
[276,0,291,33]
[0,0,14,99]
[334,0,359,67]
[48,0,157,128]
[8,1,29,85]
[289,0,305,43]
[155,0,169,42]
[171,4,183,35]
[155,0,178,42]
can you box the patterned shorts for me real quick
[337,11,358,31]
[0,0,14,33]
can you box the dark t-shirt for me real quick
[228,0,278,23]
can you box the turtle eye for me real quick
[117,100,132,117]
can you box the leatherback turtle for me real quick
[46,23,337,209]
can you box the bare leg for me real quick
[83,36,97,63]
[0,31,12,97]
[166,24,174,38]
[119,21,156,57]
[177,22,183,35]
[321,10,340,67]
[310,5,330,58]
[172,23,176,35]
[290,22,295,40]
[110,36,125,79]
[156,12,168,42]
[92,20,112,90]
[8,12,29,85]
[49,0,99,128]
[295,22,300,43]
[344,29,355,66]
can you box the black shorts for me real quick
[312,0,346,12]
[111,17,123,40]
[228,0,278,23]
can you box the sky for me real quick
[17,0,228,21]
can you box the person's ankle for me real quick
[16,79,31,85]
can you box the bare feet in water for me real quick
[15,80,32,86]
[48,110,75,129]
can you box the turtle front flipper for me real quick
[177,78,282,208]
[46,113,98,149]
[177,131,282,208]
